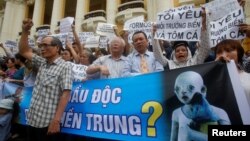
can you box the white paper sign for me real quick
[155,7,202,41]
[127,21,153,43]
[124,16,144,30]
[60,17,74,33]
[203,0,241,21]
[99,36,109,48]
[209,8,246,47]
[37,29,50,37]
[70,63,88,81]
[96,23,116,37]
[51,33,68,49]
[78,32,95,44]
[85,36,100,48]
[28,38,35,48]
[4,40,18,54]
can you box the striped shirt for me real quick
[88,55,127,79]
[27,54,72,128]
[122,50,164,77]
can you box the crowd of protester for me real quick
[0,1,250,141]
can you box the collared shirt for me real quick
[122,50,164,77]
[27,54,72,128]
[88,55,128,79]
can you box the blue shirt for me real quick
[122,50,164,77]
[13,67,25,80]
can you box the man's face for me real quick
[132,33,148,54]
[110,39,124,55]
[39,37,58,59]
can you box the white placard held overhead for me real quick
[60,17,74,33]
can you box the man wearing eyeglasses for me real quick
[18,18,72,141]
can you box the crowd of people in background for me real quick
[0,0,250,141]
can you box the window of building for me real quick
[64,0,76,17]
[44,0,53,25]
[27,3,34,19]
[89,0,106,11]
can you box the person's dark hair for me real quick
[5,57,16,65]
[172,41,189,50]
[215,39,244,65]
[15,53,26,63]
[0,56,7,71]
[50,36,63,54]
[132,31,147,41]
[72,41,76,45]
[100,48,108,56]
[64,49,73,56]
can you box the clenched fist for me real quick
[22,18,33,33]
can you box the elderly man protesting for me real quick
[18,19,72,141]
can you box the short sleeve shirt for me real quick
[27,54,72,128]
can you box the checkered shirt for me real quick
[27,54,72,128]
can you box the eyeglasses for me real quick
[38,43,56,48]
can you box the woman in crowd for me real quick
[215,39,250,107]
[79,48,96,66]
[5,53,26,85]
[152,8,210,70]
[0,58,17,79]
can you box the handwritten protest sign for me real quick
[28,38,35,48]
[4,40,18,54]
[127,21,153,43]
[85,36,100,48]
[124,16,144,30]
[37,29,50,37]
[51,33,68,49]
[67,32,95,45]
[99,36,109,48]
[70,63,88,82]
[155,6,202,41]
[209,8,245,47]
[60,17,74,33]
[78,32,95,44]
[202,0,241,21]
[96,23,116,37]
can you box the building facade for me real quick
[0,0,249,56]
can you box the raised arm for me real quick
[18,19,33,60]
[192,8,211,64]
[72,24,83,54]
[65,39,80,63]
[152,24,169,67]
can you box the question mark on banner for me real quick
[142,101,163,137]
